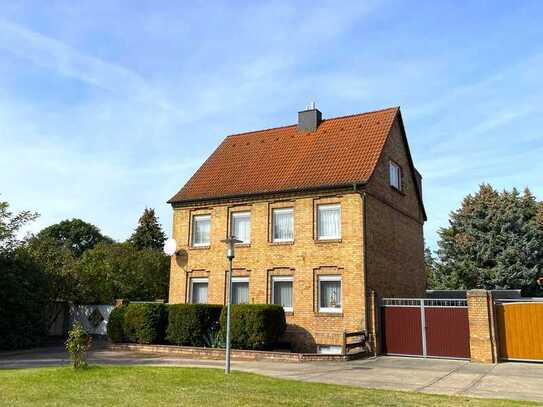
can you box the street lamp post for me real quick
[221,235,242,374]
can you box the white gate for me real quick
[70,305,114,335]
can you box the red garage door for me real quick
[381,299,470,359]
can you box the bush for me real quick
[166,304,222,347]
[219,304,286,350]
[123,303,168,344]
[0,252,48,350]
[65,321,92,368]
[106,305,128,343]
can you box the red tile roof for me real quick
[169,107,399,203]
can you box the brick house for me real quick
[167,106,426,353]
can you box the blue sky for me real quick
[1,1,542,250]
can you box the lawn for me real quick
[0,366,535,406]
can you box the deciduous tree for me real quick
[36,218,111,257]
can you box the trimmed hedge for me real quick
[220,304,286,350]
[123,304,168,344]
[106,305,127,343]
[166,304,223,346]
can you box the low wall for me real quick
[108,343,368,362]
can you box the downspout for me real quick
[354,184,371,351]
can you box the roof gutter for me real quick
[168,181,368,207]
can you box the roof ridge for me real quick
[226,106,399,138]
[227,123,297,138]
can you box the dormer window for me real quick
[389,161,402,191]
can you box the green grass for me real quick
[0,366,535,406]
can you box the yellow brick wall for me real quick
[365,117,426,298]
[467,290,496,363]
[169,191,365,352]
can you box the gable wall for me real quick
[364,117,426,298]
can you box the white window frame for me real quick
[271,276,293,312]
[190,277,208,304]
[230,211,251,244]
[318,275,342,313]
[231,277,249,304]
[317,204,341,240]
[272,208,294,243]
[389,160,402,191]
[191,214,211,247]
[317,345,342,355]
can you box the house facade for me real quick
[168,106,426,353]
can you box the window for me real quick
[231,277,249,304]
[389,161,402,191]
[191,215,211,246]
[190,278,208,304]
[317,204,341,240]
[231,211,251,244]
[318,275,342,312]
[272,208,294,242]
[318,345,342,355]
[272,276,293,312]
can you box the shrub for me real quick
[0,252,48,350]
[219,304,286,350]
[166,304,222,347]
[65,321,92,368]
[106,305,128,343]
[123,303,168,344]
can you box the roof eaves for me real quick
[168,181,368,206]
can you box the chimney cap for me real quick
[303,101,316,111]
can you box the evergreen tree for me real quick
[436,184,543,292]
[424,246,438,289]
[129,208,166,251]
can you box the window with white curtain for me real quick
[190,278,208,304]
[231,212,251,244]
[317,204,341,240]
[231,277,249,304]
[272,276,293,312]
[272,208,294,242]
[389,160,402,190]
[191,215,211,246]
[318,275,341,312]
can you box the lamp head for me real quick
[221,236,242,259]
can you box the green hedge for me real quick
[0,253,48,350]
[166,304,223,347]
[106,305,127,343]
[123,304,168,344]
[219,304,286,350]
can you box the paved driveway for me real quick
[1,344,542,404]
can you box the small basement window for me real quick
[389,161,402,191]
[318,345,342,355]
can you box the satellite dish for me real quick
[163,238,177,256]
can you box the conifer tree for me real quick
[436,184,543,293]
[129,208,166,251]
